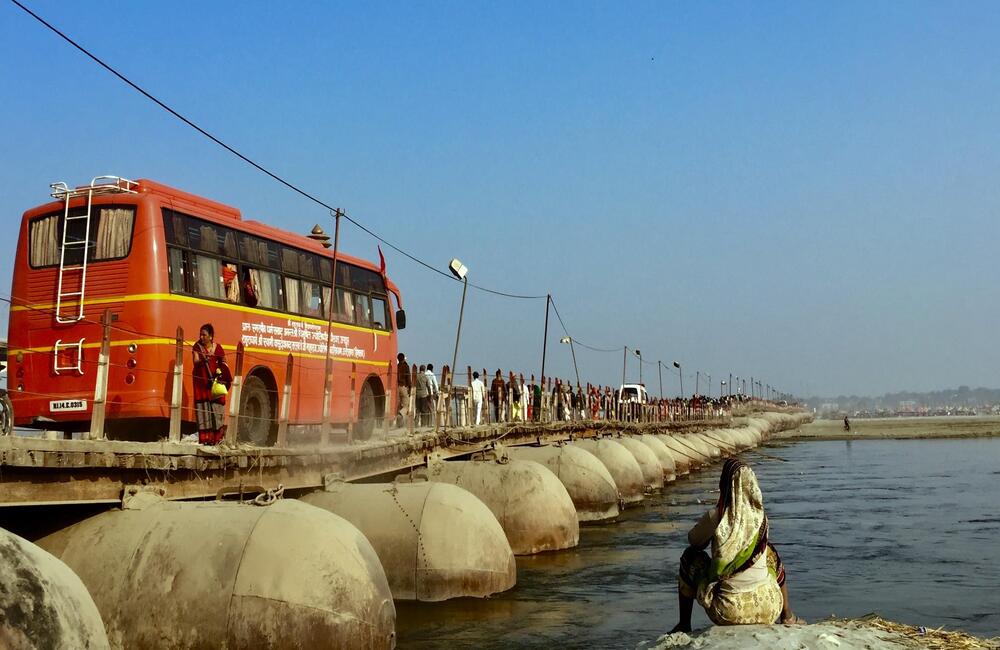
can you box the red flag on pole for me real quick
[378,245,386,274]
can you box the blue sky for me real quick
[2,1,999,397]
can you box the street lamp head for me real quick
[634,349,641,357]
[448,258,468,280]
[560,336,571,344]
[672,361,680,369]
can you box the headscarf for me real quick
[710,458,769,580]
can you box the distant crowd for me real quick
[394,352,763,429]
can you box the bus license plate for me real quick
[49,399,87,412]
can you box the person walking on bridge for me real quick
[396,352,410,428]
[425,363,440,426]
[491,370,506,423]
[415,364,430,427]
[471,371,485,426]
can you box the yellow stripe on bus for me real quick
[11,292,392,337]
[8,338,390,368]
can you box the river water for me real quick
[396,436,1000,648]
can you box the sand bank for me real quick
[775,415,1000,442]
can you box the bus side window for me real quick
[354,293,371,328]
[168,248,188,293]
[302,281,323,317]
[372,295,388,330]
[284,277,301,314]
[248,268,283,310]
[336,288,353,323]
[192,253,225,300]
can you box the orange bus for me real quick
[6,176,405,443]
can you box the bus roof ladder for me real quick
[49,176,138,324]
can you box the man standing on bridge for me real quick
[471,371,485,426]
[396,352,410,428]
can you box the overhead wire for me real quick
[8,0,544,302]
[547,296,624,354]
[6,0,734,383]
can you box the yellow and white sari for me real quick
[678,458,785,625]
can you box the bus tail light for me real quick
[126,358,137,369]
[125,373,136,385]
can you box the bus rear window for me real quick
[29,206,136,268]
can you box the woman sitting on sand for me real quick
[672,458,803,631]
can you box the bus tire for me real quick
[0,391,12,436]
[238,374,275,446]
[356,381,377,441]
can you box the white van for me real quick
[618,383,649,404]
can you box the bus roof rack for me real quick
[50,175,139,200]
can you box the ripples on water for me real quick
[396,438,1000,648]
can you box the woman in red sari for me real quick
[192,323,232,445]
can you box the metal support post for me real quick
[277,353,293,447]
[226,342,245,445]
[168,326,183,442]
[88,309,112,440]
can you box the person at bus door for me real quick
[672,459,803,631]
[221,264,240,303]
[396,353,410,428]
[192,323,232,445]
[415,364,431,427]
[241,269,258,307]
[425,364,439,425]
[490,370,506,423]
[469,372,485,426]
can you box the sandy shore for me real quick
[638,617,1000,649]
[774,415,1000,441]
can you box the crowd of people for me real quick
[394,352,767,429]
[185,336,769,445]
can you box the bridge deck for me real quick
[0,419,726,506]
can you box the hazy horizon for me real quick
[2,1,999,396]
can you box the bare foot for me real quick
[781,613,806,625]
[670,623,692,634]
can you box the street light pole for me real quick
[448,258,469,397]
[622,346,628,389]
[540,294,551,388]
[695,371,700,396]
[560,337,580,387]
[706,373,711,398]
[721,379,727,398]
[446,259,470,431]
[634,349,643,385]
[657,361,664,400]
[673,361,683,397]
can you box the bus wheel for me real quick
[238,375,275,446]
[0,391,12,436]
[356,382,377,441]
